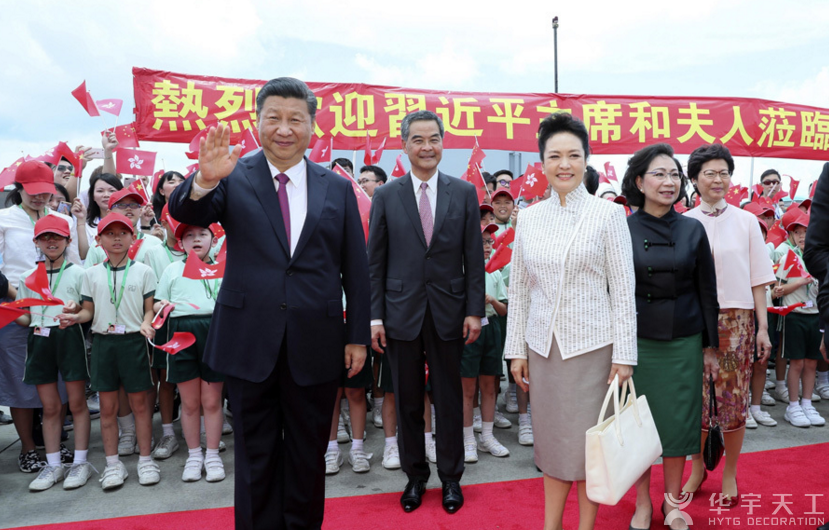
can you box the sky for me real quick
[1,0,828,196]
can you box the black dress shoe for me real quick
[400,479,426,513]
[442,481,464,514]
[817,522,829,530]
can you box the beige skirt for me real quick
[528,336,613,481]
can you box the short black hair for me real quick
[152,171,185,219]
[401,110,444,141]
[760,169,781,181]
[537,113,590,161]
[583,165,599,195]
[256,78,317,120]
[359,165,388,183]
[331,158,353,173]
[621,143,687,208]
[687,144,734,182]
[493,169,513,180]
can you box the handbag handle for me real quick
[596,374,643,446]
[708,374,718,427]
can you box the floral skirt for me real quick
[702,308,754,432]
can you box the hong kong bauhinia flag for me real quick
[115,148,157,176]
[95,99,123,116]
[391,154,407,178]
[309,137,332,164]
[183,252,225,280]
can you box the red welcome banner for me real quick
[133,67,829,160]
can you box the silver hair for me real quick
[400,110,444,142]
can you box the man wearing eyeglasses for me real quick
[53,159,74,187]
[759,169,784,218]
[492,169,513,191]
[358,165,388,198]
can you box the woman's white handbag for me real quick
[585,374,662,505]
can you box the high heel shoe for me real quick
[682,468,708,494]
[628,504,652,530]
[721,479,740,509]
[662,504,689,529]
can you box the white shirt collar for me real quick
[699,198,727,213]
[266,157,307,190]
[411,170,438,194]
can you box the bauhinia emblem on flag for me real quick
[115,148,157,176]
[95,99,123,116]
[183,252,225,280]
[238,127,260,157]
[309,137,332,164]
[604,162,618,181]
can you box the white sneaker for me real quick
[772,387,789,403]
[152,434,179,460]
[494,410,512,429]
[222,415,233,435]
[765,378,775,390]
[325,448,343,475]
[505,388,518,413]
[204,457,226,482]
[472,413,482,433]
[784,404,811,428]
[100,461,128,490]
[29,464,64,491]
[337,416,351,443]
[752,409,778,427]
[816,382,829,400]
[761,391,776,406]
[200,433,227,452]
[478,435,510,457]
[802,404,826,426]
[812,392,821,402]
[348,449,372,473]
[182,455,204,482]
[372,407,383,428]
[745,409,758,429]
[425,440,437,463]
[518,422,534,446]
[118,429,136,456]
[464,440,478,463]
[137,459,161,485]
[63,461,97,489]
[382,444,401,469]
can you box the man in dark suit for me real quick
[367,110,485,514]
[169,78,370,530]
[804,165,829,361]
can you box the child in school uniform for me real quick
[59,212,160,490]
[142,205,186,461]
[154,223,226,482]
[772,209,826,428]
[84,187,162,268]
[16,216,93,491]
[461,224,509,464]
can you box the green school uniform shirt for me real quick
[81,261,157,333]
[774,241,818,315]
[16,262,84,328]
[485,269,508,318]
[142,242,186,281]
[155,260,220,318]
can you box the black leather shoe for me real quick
[442,481,464,514]
[400,479,426,513]
[817,522,829,530]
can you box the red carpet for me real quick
[14,443,829,530]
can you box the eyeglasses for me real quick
[701,170,731,180]
[497,179,511,186]
[357,178,377,185]
[36,234,65,241]
[112,203,142,210]
[645,171,682,181]
[482,239,495,245]
[762,179,780,186]
[56,164,73,172]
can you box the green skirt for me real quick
[633,333,703,457]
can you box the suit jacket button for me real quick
[426,280,432,285]
[426,256,431,260]
[287,269,294,276]
[280,303,287,310]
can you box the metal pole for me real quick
[552,17,559,92]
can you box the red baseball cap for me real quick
[15,160,57,196]
[33,215,71,239]
[798,198,812,211]
[175,223,217,241]
[97,212,135,236]
[491,189,514,202]
[743,202,774,218]
[613,195,628,206]
[781,207,809,232]
[481,223,499,235]
[479,203,494,214]
[108,187,147,209]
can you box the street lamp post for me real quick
[552,16,559,92]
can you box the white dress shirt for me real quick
[191,158,308,256]
[412,170,438,221]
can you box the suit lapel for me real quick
[245,152,290,256]
[431,172,452,238]
[397,173,427,248]
[290,158,328,264]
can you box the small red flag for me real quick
[214,237,227,263]
[363,134,387,166]
[724,185,748,207]
[469,140,486,168]
[183,252,225,280]
[462,163,485,189]
[509,175,525,199]
[334,164,371,242]
[309,137,332,164]
[152,303,176,329]
[753,183,764,198]
[238,127,260,157]
[116,148,157,177]
[598,171,611,185]
[0,157,25,188]
[674,202,688,214]
[4,298,64,309]
[153,332,196,355]
[779,248,808,279]
[391,154,407,178]
[694,194,701,208]
[70,81,99,117]
[767,302,806,316]
[186,128,211,160]
[127,238,144,260]
[186,162,199,176]
[485,245,512,273]
[810,180,817,199]
[24,263,64,305]
[766,220,788,248]
[604,162,618,182]
[520,164,547,200]
[787,175,800,200]
[103,123,140,148]
[494,227,515,249]
[0,304,28,328]
[771,190,788,203]
[95,99,123,116]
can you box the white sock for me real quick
[199,416,205,433]
[384,436,397,449]
[424,432,433,444]
[463,425,475,443]
[105,454,120,466]
[138,455,152,464]
[801,398,812,408]
[327,440,338,452]
[374,397,384,410]
[481,421,495,439]
[431,404,436,417]
[205,448,220,462]
[519,413,530,425]
[818,371,829,386]
[188,447,203,459]
[117,414,135,432]
[473,407,481,418]
[351,438,364,452]
[73,449,88,464]
[46,452,61,467]
[750,405,762,415]
[776,380,787,392]
[788,400,800,409]
[162,423,174,437]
